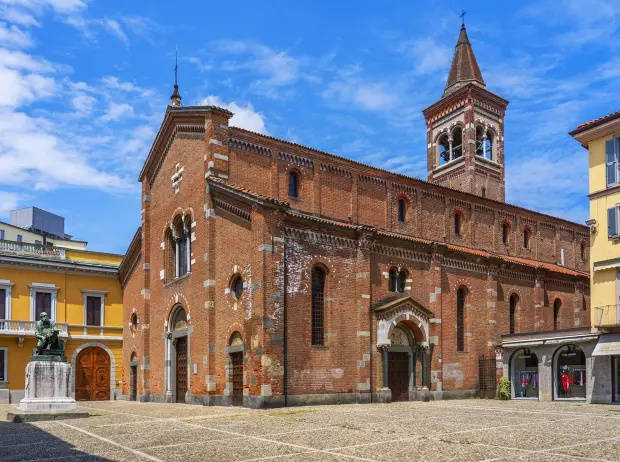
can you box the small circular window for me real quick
[230,274,244,300]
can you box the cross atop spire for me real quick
[442,19,485,98]
[171,46,182,107]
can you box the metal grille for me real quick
[478,355,496,399]
[311,266,325,346]
[456,288,465,352]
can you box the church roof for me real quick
[443,25,485,97]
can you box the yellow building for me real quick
[571,111,620,404]
[0,239,123,403]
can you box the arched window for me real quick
[171,305,187,331]
[172,216,191,279]
[475,126,485,157]
[511,348,538,398]
[553,299,561,330]
[388,267,397,292]
[165,228,175,281]
[485,131,494,160]
[509,294,518,334]
[397,198,406,223]
[397,269,407,293]
[580,241,587,260]
[289,171,300,198]
[457,287,466,352]
[523,228,531,249]
[454,212,463,236]
[451,126,463,160]
[438,134,450,165]
[311,266,326,346]
[502,222,510,246]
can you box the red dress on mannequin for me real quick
[561,372,570,394]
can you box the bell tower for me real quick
[422,20,509,202]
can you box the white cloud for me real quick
[0,67,55,108]
[0,22,33,48]
[199,95,268,134]
[99,102,134,122]
[101,19,127,44]
[0,48,55,72]
[0,191,22,215]
[0,8,39,27]
[322,77,400,112]
[71,93,95,115]
[404,38,452,74]
[101,76,146,93]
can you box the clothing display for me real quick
[561,372,570,393]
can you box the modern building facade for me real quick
[570,110,620,404]
[121,24,590,407]
[0,211,123,403]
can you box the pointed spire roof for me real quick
[443,24,485,98]
[171,47,182,107]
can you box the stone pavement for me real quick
[2,399,620,461]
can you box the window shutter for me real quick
[0,288,4,319]
[608,207,618,237]
[606,139,617,187]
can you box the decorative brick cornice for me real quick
[277,151,313,168]
[230,138,272,157]
[320,162,352,179]
[213,197,251,223]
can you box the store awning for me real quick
[594,258,620,271]
[592,334,620,356]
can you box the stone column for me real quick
[381,346,389,388]
[412,347,418,388]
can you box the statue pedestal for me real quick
[19,361,76,412]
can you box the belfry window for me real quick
[451,126,463,160]
[485,132,494,160]
[476,126,485,156]
[438,134,450,165]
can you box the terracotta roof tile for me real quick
[444,25,486,97]
[569,109,620,135]
[207,176,290,207]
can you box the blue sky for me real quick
[2,0,620,254]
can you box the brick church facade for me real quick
[120,24,590,406]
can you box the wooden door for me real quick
[175,336,187,403]
[75,347,110,401]
[388,352,409,402]
[130,365,137,401]
[231,352,243,406]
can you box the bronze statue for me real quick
[34,312,64,360]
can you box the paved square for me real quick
[2,400,620,461]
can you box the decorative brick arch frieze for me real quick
[374,296,433,347]
[70,342,117,399]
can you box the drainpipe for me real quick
[283,238,288,407]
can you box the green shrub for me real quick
[498,377,511,400]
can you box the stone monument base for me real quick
[19,361,76,412]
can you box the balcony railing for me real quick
[0,320,69,337]
[593,305,620,328]
[0,240,66,259]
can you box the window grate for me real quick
[311,267,325,346]
[457,288,465,352]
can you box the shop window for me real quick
[456,287,466,352]
[311,265,326,346]
[388,267,397,292]
[397,198,406,223]
[553,299,561,330]
[289,171,300,198]
[555,345,586,400]
[511,349,539,399]
[509,294,518,334]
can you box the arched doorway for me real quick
[75,347,110,401]
[554,344,586,400]
[387,325,414,401]
[229,332,244,406]
[510,348,539,399]
[129,352,138,401]
[166,305,189,403]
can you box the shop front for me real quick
[591,333,620,404]
[501,328,598,402]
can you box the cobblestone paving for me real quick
[2,399,620,461]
